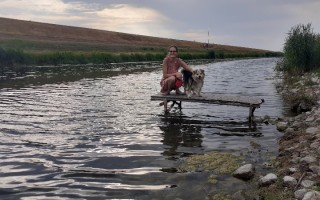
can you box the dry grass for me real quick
[0,17,274,54]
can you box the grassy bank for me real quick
[0,45,282,68]
[275,23,320,113]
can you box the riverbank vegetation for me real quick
[277,23,320,74]
[0,40,282,66]
[276,23,320,113]
[0,46,281,68]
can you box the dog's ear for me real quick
[200,69,204,73]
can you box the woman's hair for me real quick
[169,45,178,52]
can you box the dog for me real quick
[182,69,205,97]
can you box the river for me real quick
[0,58,284,199]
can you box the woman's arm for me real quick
[180,59,193,72]
[162,61,169,78]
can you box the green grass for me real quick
[0,37,282,67]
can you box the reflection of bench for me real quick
[151,92,264,122]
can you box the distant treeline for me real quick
[277,23,320,73]
[0,48,282,68]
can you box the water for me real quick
[0,58,284,199]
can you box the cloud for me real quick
[0,0,94,25]
[0,1,175,38]
[0,0,68,18]
[91,4,171,36]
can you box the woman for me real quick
[160,45,193,95]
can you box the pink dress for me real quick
[160,56,183,94]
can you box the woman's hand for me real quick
[174,72,183,79]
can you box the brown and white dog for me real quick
[182,69,205,97]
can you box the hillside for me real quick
[0,17,272,54]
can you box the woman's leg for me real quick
[160,76,175,94]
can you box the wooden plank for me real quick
[151,92,264,108]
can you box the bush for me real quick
[0,48,29,67]
[283,23,317,72]
[313,35,320,67]
[207,50,215,59]
[216,51,225,59]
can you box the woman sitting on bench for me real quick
[160,45,193,95]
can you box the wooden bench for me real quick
[151,92,264,122]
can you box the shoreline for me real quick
[261,73,320,199]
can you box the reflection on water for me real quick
[0,58,283,199]
[160,114,203,158]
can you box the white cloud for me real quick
[0,1,174,38]
[0,0,92,25]
[92,4,170,36]
[97,4,164,22]
[0,0,68,18]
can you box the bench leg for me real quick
[249,106,256,123]
[159,100,182,113]
[163,100,168,113]
[178,101,182,110]
[169,101,175,111]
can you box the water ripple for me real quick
[0,58,284,199]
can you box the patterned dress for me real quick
[160,56,183,94]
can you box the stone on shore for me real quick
[232,164,255,180]
[283,176,297,188]
[301,180,315,188]
[300,155,317,164]
[258,173,277,187]
[276,121,288,131]
[302,191,320,200]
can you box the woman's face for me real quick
[168,47,177,58]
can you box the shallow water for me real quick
[0,58,284,199]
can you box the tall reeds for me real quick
[280,23,320,73]
[276,24,320,112]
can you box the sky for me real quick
[0,0,319,52]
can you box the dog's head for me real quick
[192,69,205,82]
